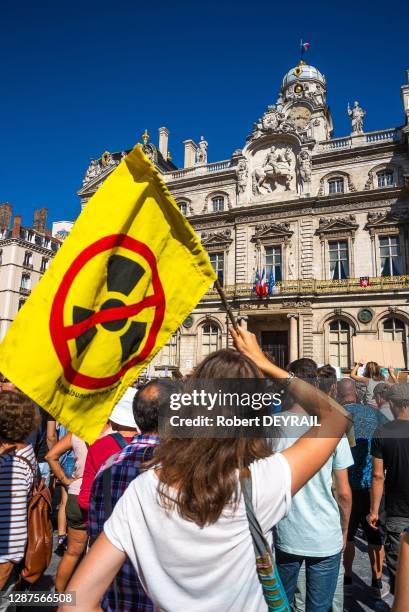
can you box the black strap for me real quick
[110,432,127,450]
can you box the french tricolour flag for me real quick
[300,40,310,54]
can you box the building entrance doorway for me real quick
[261,330,288,368]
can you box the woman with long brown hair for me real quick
[351,360,385,406]
[61,325,351,612]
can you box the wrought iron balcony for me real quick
[203,276,409,300]
[19,287,31,296]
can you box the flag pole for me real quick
[214,280,239,332]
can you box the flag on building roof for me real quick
[300,40,310,55]
[0,145,216,443]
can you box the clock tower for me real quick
[279,61,333,142]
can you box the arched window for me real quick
[212,196,225,212]
[383,318,405,341]
[329,319,351,369]
[328,177,344,194]
[179,202,187,216]
[377,170,394,188]
[201,322,221,357]
[383,318,407,367]
[162,332,179,366]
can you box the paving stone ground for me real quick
[19,529,394,611]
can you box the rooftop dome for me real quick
[282,62,325,88]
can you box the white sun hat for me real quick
[109,387,138,428]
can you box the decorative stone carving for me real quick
[201,229,233,249]
[317,173,357,196]
[196,136,208,164]
[83,159,99,185]
[316,215,358,238]
[297,150,311,194]
[142,143,157,163]
[365,164,399,190]
[248,104,303,143]
[101,151,116,168]
[282,300,311,308]
[252,222,293,244]
[365,210,409,235]
[347,101,365,135]
[252,146,294,194]
[364,169,375,191]
[236,159,248,194]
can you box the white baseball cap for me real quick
[109,387,138,428]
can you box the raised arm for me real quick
[230,324,352,495]
[45,433,74,487]
[350,362,368,384]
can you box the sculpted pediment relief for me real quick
[201,229,233,249]
[316,215,358,237]
[251,222,293,243]
[365,211,409,233]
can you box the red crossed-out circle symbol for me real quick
[50,234,165,390]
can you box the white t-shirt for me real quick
[104,452,291,612]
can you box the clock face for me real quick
[287,106,312,130]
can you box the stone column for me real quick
[287,313,299,363]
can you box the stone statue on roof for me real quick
[347,101,365,134]
[196,136,208,164]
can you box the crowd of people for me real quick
[0,324,409,611]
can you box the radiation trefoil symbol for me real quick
[50,235,165,390]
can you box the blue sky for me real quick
[0,0,407,225]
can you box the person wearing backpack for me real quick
[77,387,138,515]
[0,391,39,608]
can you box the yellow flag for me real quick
[0,145,216,442]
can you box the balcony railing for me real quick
[164,160,231,181]
[19,287,31,296]
[318,128,400,152]
[203,276,409,300]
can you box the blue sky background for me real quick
[0,0,407,225]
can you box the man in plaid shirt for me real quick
[88,379,179,611]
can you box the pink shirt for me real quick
[68,434,88,496]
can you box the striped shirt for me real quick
[0,444,36,563]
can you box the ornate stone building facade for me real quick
[78,63,409,374]
[0,206,62,339]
